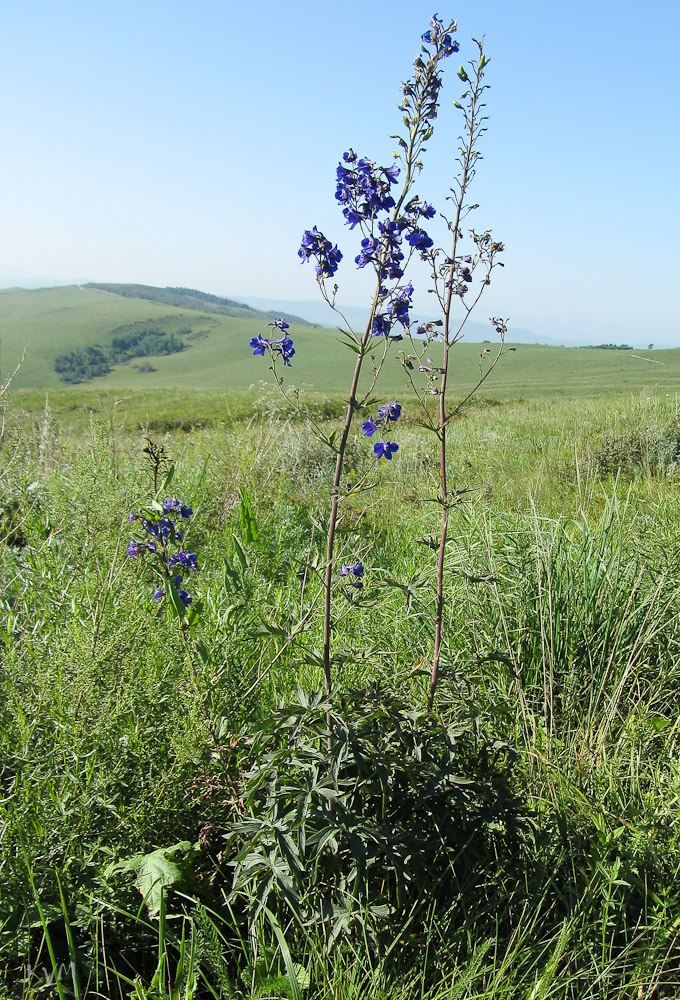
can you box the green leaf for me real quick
[233,533,249,572]
[238,486,260,544]
[106,842,198,916]
[159,463,175,496]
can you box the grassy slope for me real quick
[2,285,680,399]
[2,395,680,995]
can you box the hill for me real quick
[1,284,679,399]
[85,283,311,325]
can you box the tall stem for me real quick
[322,302,377,695]
[428,52,486,712]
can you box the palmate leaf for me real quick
[105,841,198,916]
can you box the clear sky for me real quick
[1,0,679,344]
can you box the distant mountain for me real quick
[87,284,312,326]
[238,295,556,344]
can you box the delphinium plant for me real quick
[248,16,507,709]
[229,17,527,953]
[125,440,200,621]
[249,16,461,700]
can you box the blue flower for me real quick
[421,15,459,57]
[378,401,402,422]
[355,235,380,268]
[335,154,398,228]
[372,313,393,337]
[128,513,138,522]
[405,228,434,251]
[176,589,192,606]
[270,317,289,332]
[161,498,193,520]
[143,516,175,541]
[169,551,199,572]
[362,417,378,437]
[152,588,165,601]
[387,282,414,328]
[298,227,343,278]
[374,439,399,460]
[273,335,295,367]
[340,562,364,577]
[127,540,140,558]
[249,335,270,356]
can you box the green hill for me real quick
[85,283,312,325]
[1,284,679,399]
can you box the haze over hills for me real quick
[1,282,678,399]
[240,296,559,345]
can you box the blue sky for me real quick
[1,0,678,344]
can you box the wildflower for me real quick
[405,228,434,251]
[341,561,364,589]
[386,282,413,328]
[273,335,295,367]
[335,154,399,228]
[340,562,364,577]
[127,540,140,557]
[169,551,199,573]
[152,588,164,601]
[270,317,289,332]
[378,401,402,422]
[249,335,270,356]
[162,498,193,519]
[298,227,343,278]
[374,439,399,460]
[362,417,378,437]
[128,513,138,522]
[421,15,459,57]
[372,313,393,337]
[355,235,380,269]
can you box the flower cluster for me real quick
[127,497,198,608]
[298,226,343,278]
[340,561,364,589]
[335,149,399,228]
[352,196,436,284]
[362,399,402,460]
[372,281,414,338]
[249,318,296,367]
[421,14,459,56]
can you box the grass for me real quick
[1,386,680,997]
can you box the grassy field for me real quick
[1,379,680,998]
[2,285,680,398]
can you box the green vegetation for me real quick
[54,328,186,383]
[585,343,633,350]
[1,286,680,398]
[86,283,311,325]
[1,386,680,997]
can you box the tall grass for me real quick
[0,393,679,996]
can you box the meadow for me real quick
[1,379,680,999]
[1,285,679,399]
